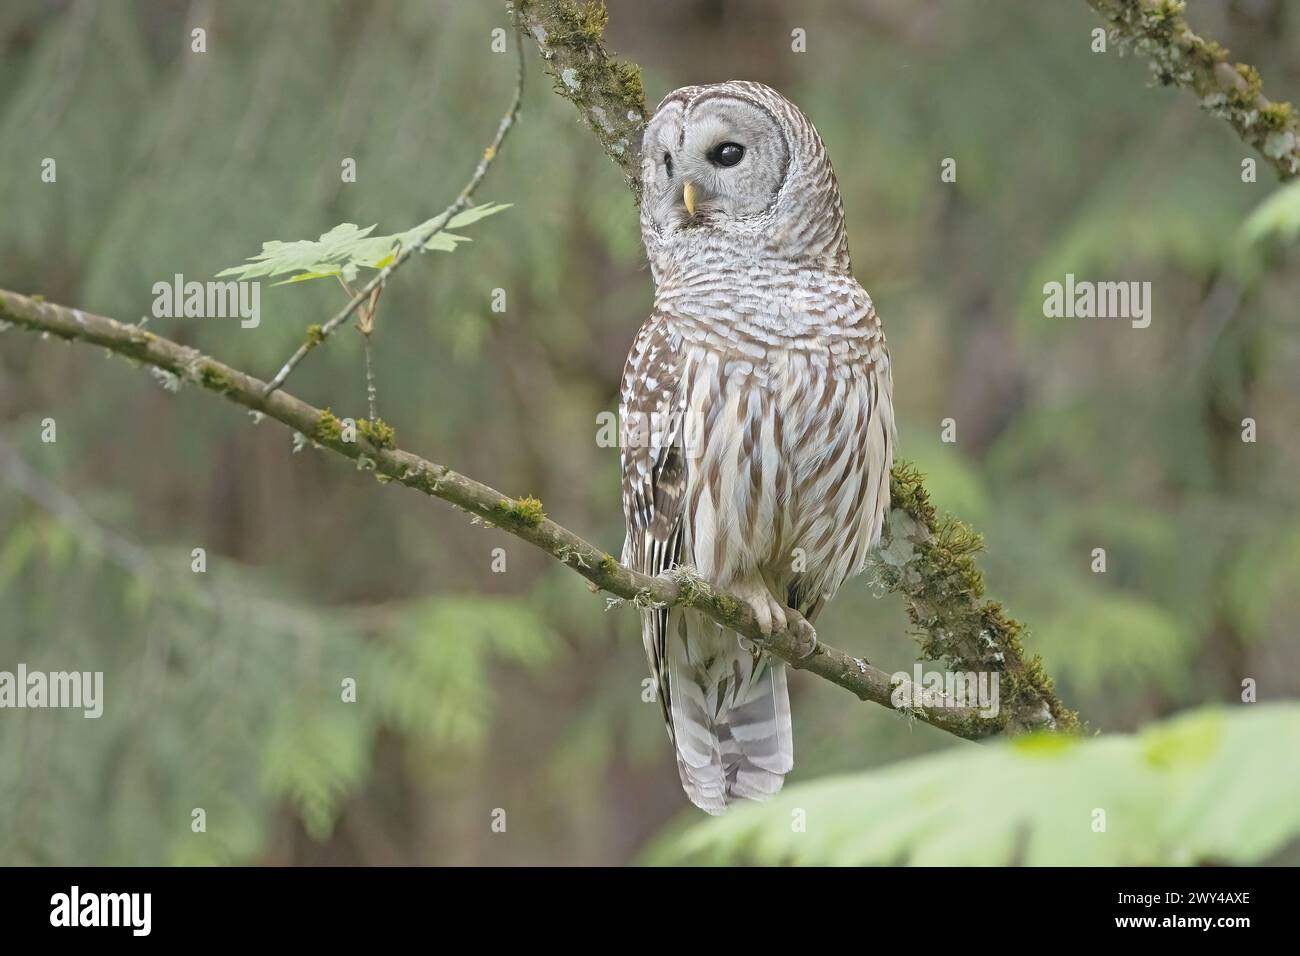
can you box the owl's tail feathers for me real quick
[667,638,793,813]
[718,660,793,803]
[667,657,729,815]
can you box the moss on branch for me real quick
[1087,0,1299,180]
[489,494,546,529]
[884,464,1080,735]
[357,416,396,449]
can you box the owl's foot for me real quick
[789,613,819,660]
[732,581,787,650]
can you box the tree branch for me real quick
[517,0,1080,735]
[1086,0,1299,181]
[2,288,1004,739]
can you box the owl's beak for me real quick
[682,180,700,217]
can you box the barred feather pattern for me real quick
[620,81,894,813]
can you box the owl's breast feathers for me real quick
[620,268,894,609]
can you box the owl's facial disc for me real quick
[641,90,790,237]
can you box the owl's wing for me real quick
[619,312,688,728]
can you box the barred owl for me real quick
[620,81,894,813]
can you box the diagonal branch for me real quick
[2,287,1015,740]
[1085,0,1299,181]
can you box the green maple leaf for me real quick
[216,202,512,285]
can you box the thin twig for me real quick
[262,15,526,396]
[363,334,378,423]
[337,275,382,421]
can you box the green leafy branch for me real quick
[221,201,512,421]
[216,203,512,288]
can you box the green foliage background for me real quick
[0,0,1297,865]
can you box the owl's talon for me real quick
[764,595,788,637]
[734,583,786,643]
[791,616,818,660]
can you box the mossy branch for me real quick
[516,0,648,200]
[3,287,1016,740]
[882,465,1078,734]
[1086,0,1299,181]
[517,0,1080,735]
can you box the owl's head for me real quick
[639,81,849,277]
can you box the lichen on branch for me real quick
[1087,0,1299,181]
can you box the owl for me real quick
[620,81,894,813]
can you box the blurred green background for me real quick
[1,0,1298,865]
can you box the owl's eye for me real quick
[709,142,745,167]
[663,152,673,178]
